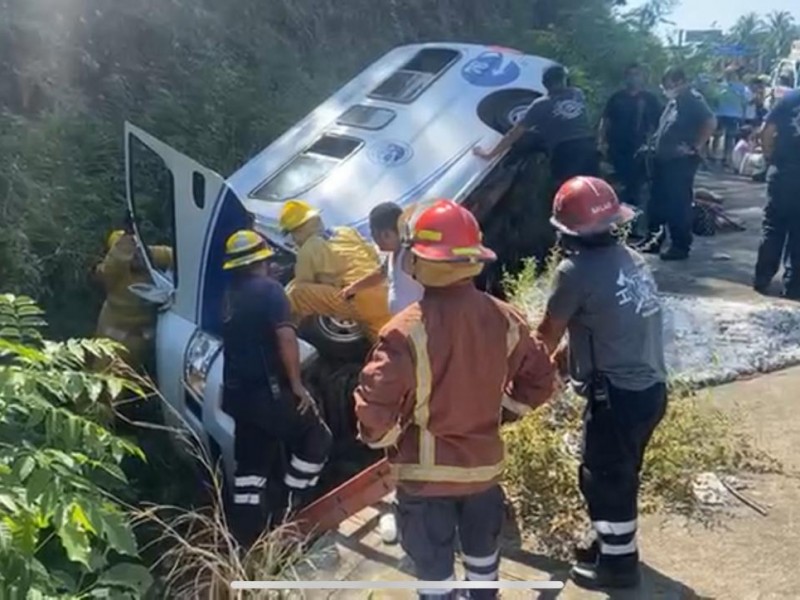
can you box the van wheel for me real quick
[477,89,540,134]
[298,315,369,362]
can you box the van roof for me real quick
[226,42,555,240]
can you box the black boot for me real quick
[659,247,689,261]
[572,538,599,565]
[570,561,641,590]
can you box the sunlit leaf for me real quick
[58,507,91,567]
[100,511,137,556]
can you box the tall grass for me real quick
[500,258,780,558]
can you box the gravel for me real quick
[662,295,800,386]
[520,289,800,388]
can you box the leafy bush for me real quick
[0,294,152,597]
[500,260,779,558]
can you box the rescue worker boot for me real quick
[570,555,641,591]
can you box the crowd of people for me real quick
[91,57,799,598]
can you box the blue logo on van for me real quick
[462,51,521,87]
[368,140,413,167]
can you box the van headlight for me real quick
[184,330,222,400]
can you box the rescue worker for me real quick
[94,219,173,371]
[354,199,557,599]
[279,199,391,341]
[536,177,667,590]
[474,64,599,189]
[640,66,716,261]
[599,63,662,207]
[340,202,424,315]
[753,88,800,300]
[221,229,332,547]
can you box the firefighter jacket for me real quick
[294,227,382,288]
[94,234,173,366]
[354,282,557,497]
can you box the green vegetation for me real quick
[0,295,151,597]
[0,0,675,339]
[501,259,779,558]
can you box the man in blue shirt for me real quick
[754,90,800,300]
[221,229,332,547]
[714,67,750,168]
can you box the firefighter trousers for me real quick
[754,167,800,298]
[396,485,505,600]
[286,281,391,341]
[228,385,332,548]
[579,381,667,573]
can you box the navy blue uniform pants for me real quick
[226,383,332,548]
[579,381,667,572]
[397,485,505,600]
[754,168,800,298]
[649,156,699,254]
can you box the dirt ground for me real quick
[297,172,800,599]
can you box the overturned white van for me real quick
[125,42,556,482]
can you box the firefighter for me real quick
[221,229,332,548]
[536,177,667,590]
[279,199,391,341]
[94,219,173,371]
[754,88,800,300]
[473,64,599,190]
[354,199,557,599]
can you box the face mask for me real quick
[663,88,678,100]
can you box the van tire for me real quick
[298,315,369,362]
[477,89,540,134]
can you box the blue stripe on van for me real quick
[198,187,250,336]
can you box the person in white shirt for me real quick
[339,201,425,545]
[340,202,424,315]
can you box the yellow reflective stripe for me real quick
[451,247,482,256]
[391,461,505,483]
[408,322,434,467]
[416,229,443,241]
[506,315,521,357]
[501,394,531,416]
[367,423,402,449]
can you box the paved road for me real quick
[648,170,774,303]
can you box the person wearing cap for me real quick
[354,199,557,599]
[536,177,667,590]
[279,199,391,342]
[474,64,599,189]
[93,217,173,371]
[221,229,332,547]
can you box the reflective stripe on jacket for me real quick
[354,283,557,497]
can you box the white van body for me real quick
[125,42,554,478]
[766,41,800,111]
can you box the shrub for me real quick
[0,294,152,597]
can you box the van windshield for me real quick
[250,135,361,202]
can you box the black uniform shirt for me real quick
[521,87,594,152]
[222,275,293,393]
[654,87,714,160]
[766,89,800,172]
[603,89,662,153]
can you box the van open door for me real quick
[124,122,231,325]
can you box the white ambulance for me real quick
[125,43,555,478]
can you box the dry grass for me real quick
[500,256,780,559]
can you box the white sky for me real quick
[630,0,800,33]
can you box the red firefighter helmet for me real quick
[409,199,496,263]
[551,176,635,236]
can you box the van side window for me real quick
[129,136,177,284]
[337,105,396,130]
[249,134,362,202]
[369,48,461,104]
